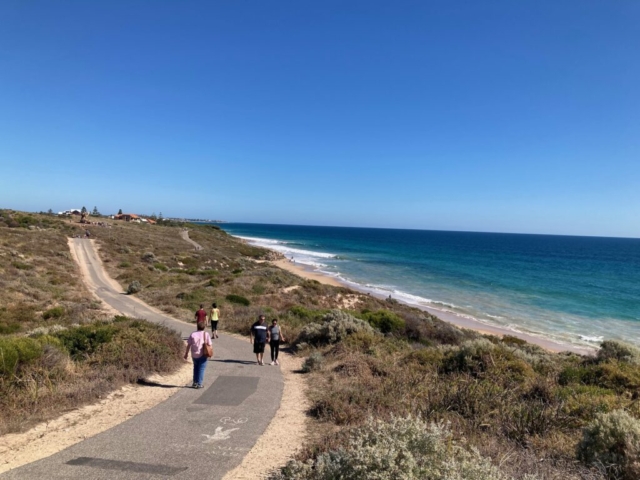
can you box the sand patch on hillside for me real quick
[223,338,309,480]
[271,259,342,287]
[0,361,192,474]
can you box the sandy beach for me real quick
[270,258,594,355]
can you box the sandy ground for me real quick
[222,336,309,480]
[271,255,593,355]
[0,362,193,474]
[272,259,342,287]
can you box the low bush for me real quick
[302,352,324,373]
[441,338,497,375]
[289,305,326,320]
[577,409,640,479]
[127,280,142,294]
[55,322,118,359]
[153,263,168,272]
[357,309,405,334]
[226,294,250,306]
[295,310,376,348]
[12,261,33,270]
[0,337,44,375]
[597,341,640,366]
[271,416,523,480]
[43,306,65,320]
[141,252,156,263]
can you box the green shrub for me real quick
[270,416,520,480]
[302,352,324,373]
[232,268,243,275]
[598,341,640,366]
[43,306,65,320]
[441,338,497,375]
[12,261,33,270]
[0,322,21,335]
[358,309,405,334]
[561,361,640,393]
[127,281,142,294]
[295,310,376,348]
[141,252,156,263]
[226,294,250,306]
[119,261,131,268]
[0,337,43,375]
[153,263,168,272]
[289,305,325,320]
[55,323,118,359]
[501,335,528,347]
[578,409,640,479]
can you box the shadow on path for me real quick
[211,359,257,365]
[136,379,190,389]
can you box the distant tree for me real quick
[91,206,100,216]
[150,212,157,220]
[47,209,53,215]
[81,206,87,214]
[118,208,123,215]
[159,212,163,220]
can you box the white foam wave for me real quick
[579,335,604,343]
[236,235,337,259]
[237,235,286,245]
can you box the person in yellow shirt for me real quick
[209,302,220,339]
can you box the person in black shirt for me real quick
[250,315,268,365]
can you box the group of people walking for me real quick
[250,314,286,366]
[184,304,286,388]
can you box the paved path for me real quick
[1,239,283,480]
[180,230,203,251]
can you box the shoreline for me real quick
[270,258,594,356]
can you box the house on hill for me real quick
[114,213,141,222]
[58,209,81,215]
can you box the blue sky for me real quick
[1,1,638,237]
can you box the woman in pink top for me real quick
[184,322,212,389]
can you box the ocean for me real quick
[219,223,640,349]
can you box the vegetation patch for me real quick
[225,294,250,306]
[42,306,66,320]
[0,317,182,434]
[271,416,520,480]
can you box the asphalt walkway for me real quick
[1,239,283,479]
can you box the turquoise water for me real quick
[220,223,640,348]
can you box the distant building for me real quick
[58,209,81,215]
[114,213,141,222]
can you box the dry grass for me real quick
[0,210,184,435]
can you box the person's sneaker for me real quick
[270,361,275,365]
[197,384,203,389]
[275,360,280,366]
[192,382,198,388]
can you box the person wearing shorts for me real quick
[250,315,268,365]
[268,318,286,366]
[209,303,220,339]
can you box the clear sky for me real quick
[1,1,638,237]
